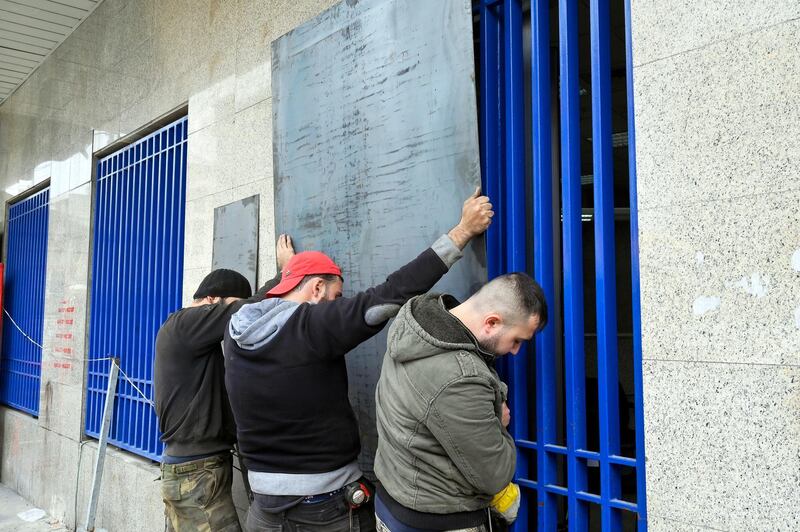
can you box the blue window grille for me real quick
[475,0,646,529]
[86,116,187,460]
[0,187,50,416]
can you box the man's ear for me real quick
[483,313,503,333]
[310,277,326,299]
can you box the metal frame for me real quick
[0,186,50,415]
[625,0,649,525]
[474,0,647,529]
[85,116,187,461]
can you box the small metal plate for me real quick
[212,195,260,292]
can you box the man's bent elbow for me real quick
[478,447,517,495]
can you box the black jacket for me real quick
[223,247,450,475]
[154,275,279,458]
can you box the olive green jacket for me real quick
[374,293,516,514]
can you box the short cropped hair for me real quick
[472,272,548,330]
[291,273,342,293]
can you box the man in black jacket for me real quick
[224,189,493,532]
[155,235,295,532]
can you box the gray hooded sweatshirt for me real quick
[374,293,516,516]
[224,236,464,497]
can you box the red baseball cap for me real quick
[267,251,343,297]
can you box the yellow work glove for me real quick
[490,482,520,524]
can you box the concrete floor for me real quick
[0,484,68,532]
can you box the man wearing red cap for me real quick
[223,189,493,532]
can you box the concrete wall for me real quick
[0,0,338,529]
[631,1,800,530]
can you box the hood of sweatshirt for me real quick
[228,298,300,351]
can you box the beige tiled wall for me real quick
[0,0,338,530]
[631,1,800,529]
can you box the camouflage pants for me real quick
[161,453,242,532]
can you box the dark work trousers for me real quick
[373,492,488,532]
[245,491,376,532]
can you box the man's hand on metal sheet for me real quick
[448,187,494,249]
[276,233,296,271]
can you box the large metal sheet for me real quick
[272,0,484,474]
[212,195,260,292]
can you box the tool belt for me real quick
[253,477,374,512]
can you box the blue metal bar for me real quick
[12,200,25,415]
[155,132,168,459]
[575,449,637,467]
[143,146,154,450]
[503,0,525,274]
[530,0,557,529]
[145,134,158,454]
[590,0,622,529]
[503,1,531,530]
[624,0,648,527]
[27,196,34,408]
[96,160,111,433]
[609,455,637,467]
[121,146,133,446]
[558,0,589,529]
[516,439,538,450]
[131,148,143,450]
[481,2,511,390]
[610,498,638,512]
[37,191,48,401]
[543,484,569,497]
[18,197,28,411]
[543,444,567,455]
[121,149,132,447]
[97,158,113,436]
[576,491,602,504]
[103,157,117,440]
[480,0,505,282]
[92,162,102,433]
[18,198,28,411]
[87,164,100,434]
[140,142,152,451]
[137,138,155,449]
[16,199,27,410]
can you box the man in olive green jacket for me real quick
[374,273,547,531]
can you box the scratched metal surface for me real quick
[272,0,485,475]
[212,195,260,292]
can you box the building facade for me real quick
[0,0,797,531]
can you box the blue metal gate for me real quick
[476,0,646,529]
[86,116,187,460]
[0,187,50,415]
